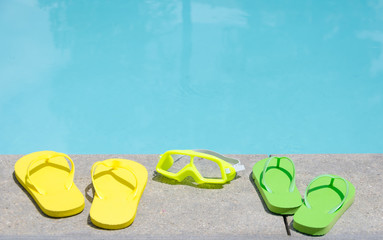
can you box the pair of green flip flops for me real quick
[252,157,355,236]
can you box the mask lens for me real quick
[167,154,190,173]
[193,157,223,179]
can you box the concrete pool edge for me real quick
[1,154,382,239]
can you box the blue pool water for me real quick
[1,0,382,154]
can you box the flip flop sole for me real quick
[89,159,148,229]
[293,175,355,235]
[252,157,302,215]
[14,151,84,217]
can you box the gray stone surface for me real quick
[0,154,382,239]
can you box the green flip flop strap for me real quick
[304,174,349,214]
[261,157,295,193]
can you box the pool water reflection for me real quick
[0,0,382,154]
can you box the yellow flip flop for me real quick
[14,151,85,217]
[89,159,148,229]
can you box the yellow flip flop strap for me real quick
[91,160,138,200]
[26,152,75,195]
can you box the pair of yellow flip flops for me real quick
[14,151,148,230]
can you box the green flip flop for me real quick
[293,174,355,236]
[252,157,302,215]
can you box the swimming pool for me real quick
[1,0,382,154]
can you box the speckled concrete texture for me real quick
[0,154,382,239]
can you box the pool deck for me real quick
[1,154,382,239]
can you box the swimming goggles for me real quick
[156,149,245,184]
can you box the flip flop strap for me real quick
[192,149,245,173]
[261,157,295,193]
[26,152,74,195]
[304,174,349,214]
[91,160,138,200]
